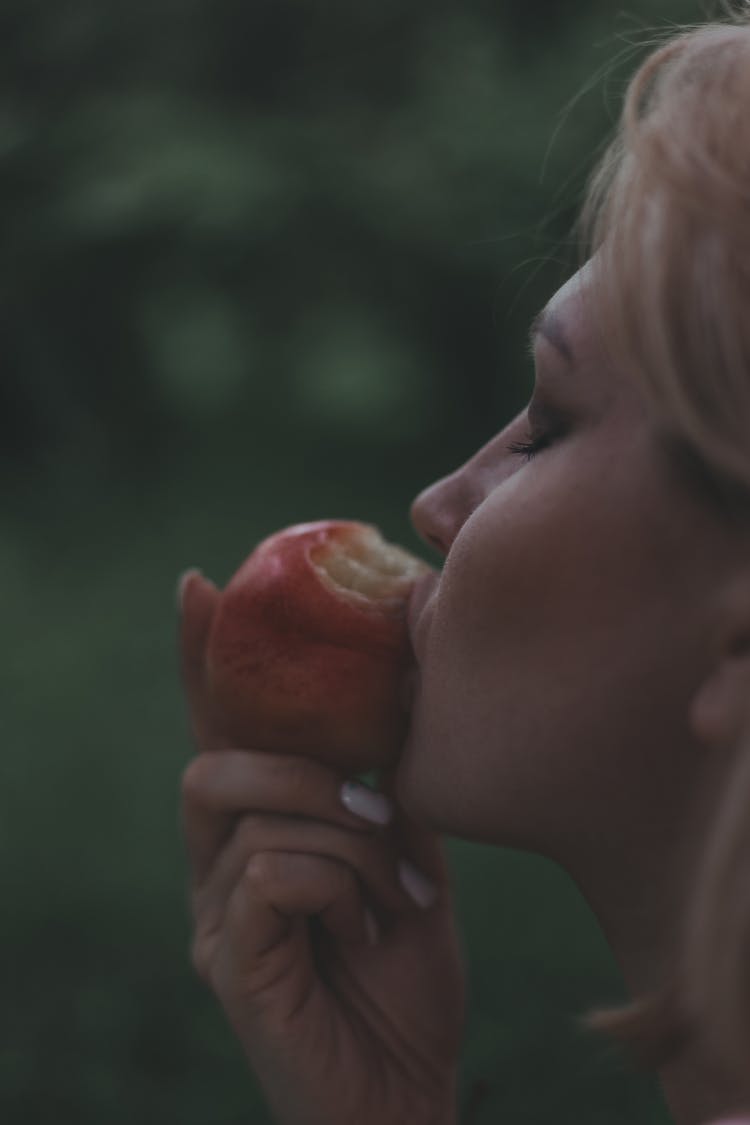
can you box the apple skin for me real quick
[201,521,431,773]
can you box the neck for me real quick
[564,830,749,1125]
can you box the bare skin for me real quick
[179,261,750,1124]
[178,571,465,1125]
[399,264,750,1124]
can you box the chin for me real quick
[395,716,541,850]
[394,725,437,826]
[394,719,463,835]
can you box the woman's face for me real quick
[397,263,732,865]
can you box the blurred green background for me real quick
[2,1,715,1122]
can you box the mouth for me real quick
[399,570,439,716]
[407,569,440,658]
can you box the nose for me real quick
[410,463,475,558]
[410,417,523,556]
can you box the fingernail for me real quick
[176,568,202,613]
[340,780,394,826]
[364,908,380,947]
[398,859,438,909]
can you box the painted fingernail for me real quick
[364,908,380,947]
[176,568,202,613]
[398,859,438,909]
[340,780,394,826]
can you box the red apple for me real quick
[199,520,432,772]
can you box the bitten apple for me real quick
[201,520,432,772]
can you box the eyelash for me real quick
[507,430,552,462]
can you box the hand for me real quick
[177,570,466,1125]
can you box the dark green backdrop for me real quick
[2,2,715,1122]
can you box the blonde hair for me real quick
[572,2,750,1091]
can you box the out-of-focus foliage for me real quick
[2,0,699,483]
[1,2,715,1123]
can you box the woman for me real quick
[177,9,750,1124]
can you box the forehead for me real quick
[542,259,611,373]
[545,261,593,332]
[536,259,640,424]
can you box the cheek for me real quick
[401,486,603,839]
[399,443,705,847]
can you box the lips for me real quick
[407,568,440,661]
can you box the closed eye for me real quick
[507,431,553,462]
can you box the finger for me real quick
[191,811,418,937]
[219,851,368,993]
[181,749,394,884]
[177,569,222,751]
[204,852,367,1033]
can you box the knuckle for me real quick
[278,755,318,804]
[244,850,277,890]
[181,754,214,805]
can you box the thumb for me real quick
[176,568,222,751]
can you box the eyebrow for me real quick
[528,306,574,366]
